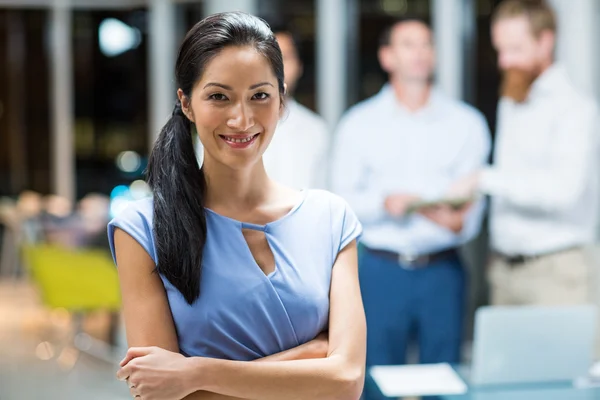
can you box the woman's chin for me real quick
[217,151,264,171]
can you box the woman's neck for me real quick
[202,156,274,212]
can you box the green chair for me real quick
[21,244,122,366]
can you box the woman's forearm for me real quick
[186,355,363,400]
[183,335,329,399]
[255,333,328,362]
[184,392,244,400]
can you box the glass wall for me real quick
[72,8,148,198]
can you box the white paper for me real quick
[573,362,600,389]
[370,363,468,397]
[589,361,600,378]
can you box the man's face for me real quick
[492,16,546,73]
[379,21,435,83]
[275,32,302,96]
[492,16,554,102]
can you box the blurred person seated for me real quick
[449,0,599,307]
[41,194,78,248]
[0,191,44,277]
[0,196,20,277]
[76,193,111,251]
[16,190,44,244]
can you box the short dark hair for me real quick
[379,16,431,47]
[492,0,556,38]
[266,19,303,55]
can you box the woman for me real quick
[108,11,365,400]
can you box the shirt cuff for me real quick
[478,167,508,197]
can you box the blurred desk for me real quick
[442,385,600,400]
[367,365,600,400]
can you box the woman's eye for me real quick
[252,92,270,100]
[209,93,228,101]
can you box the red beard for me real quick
[500,68,539,103]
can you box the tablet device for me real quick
[406,197,473,214]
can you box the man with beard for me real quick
[450,0,599,307]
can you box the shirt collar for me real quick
[528,63,572,99]
[377,83,445,121]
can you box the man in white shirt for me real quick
[330,18,490,400]
[262,24,329,190]
[450,0,599,306]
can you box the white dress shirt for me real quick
[331,85,491,256]
[263,99,329,189]
[480,64,599,256]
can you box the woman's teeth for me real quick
[224,135,255,143]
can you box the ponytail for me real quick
[146,100,207,305]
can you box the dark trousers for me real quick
[360,246,466,400]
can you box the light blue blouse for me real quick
[108,189,362,361]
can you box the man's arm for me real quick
[479,101,598,212]
[424,111,492,238]
[330,113,388,223]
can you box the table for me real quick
[367,366,600,400]
[442,384,600,400]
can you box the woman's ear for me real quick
[177,89,194,121]
[278,83,288,118]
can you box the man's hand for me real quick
[446,171,481,199]
[417,203,472,233]
[384,194,421,217]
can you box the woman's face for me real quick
[180,45,282,171]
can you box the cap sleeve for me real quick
[107,199,157,266]
[332,195,363,254]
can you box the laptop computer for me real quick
[469,305,597,386]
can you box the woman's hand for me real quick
[308,332,329,358]
[117,346,196,400]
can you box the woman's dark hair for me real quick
[146,12,285,305]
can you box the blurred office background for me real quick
[0,0,599,399]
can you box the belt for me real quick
[363,246,458,269]
[495,246,579,267]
